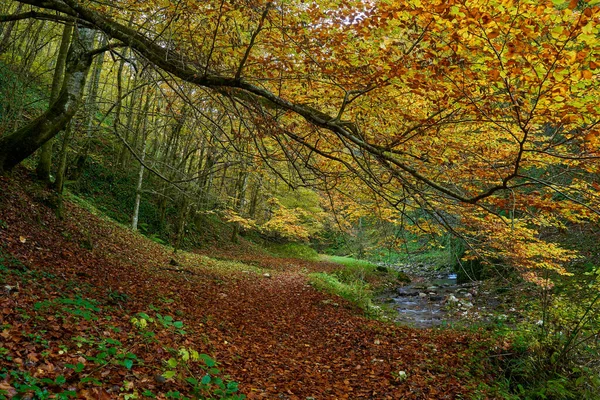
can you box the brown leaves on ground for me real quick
[0,171,498,399]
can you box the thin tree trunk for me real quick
[118,73,139,168]
[110,47,127,172]
[36,22,73,182]
[131,133,147,231]
[0,25,95,173]
[131,93,152,231]
[248,176,261,219]
[0,3,23,54]
[231,167,249,243]
[174,197,190,253]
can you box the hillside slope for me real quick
[0,170,497,399]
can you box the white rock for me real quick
[397,371,407,381]
[447,295,459,303]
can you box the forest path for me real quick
[0,172,497,399]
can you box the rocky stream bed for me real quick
[376,264,517,328]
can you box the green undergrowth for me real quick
[0,247,245,400]
[0,62,47,128]
[310,256,410,318]
[319,255,409,285]
[265,242,319,260]
[492,285,600,398]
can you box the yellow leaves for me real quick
[550,25,565,40]
[223,210,257,230]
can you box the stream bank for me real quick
[376,264,518,328]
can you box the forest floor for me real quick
[0,170,502,399]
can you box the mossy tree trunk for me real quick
[0,25,95,173]
[36,22,74,183]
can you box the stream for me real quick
[377,269,481,328]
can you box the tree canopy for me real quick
[1,0,600,281]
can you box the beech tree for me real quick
[0,18,95,172]
[1,0,599,281]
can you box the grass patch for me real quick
[266,242,319,260]
[310,256,410,317]
[320,255,410,286]
[186,254,268,276]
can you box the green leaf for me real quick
[167,358,178,368]
[66,363,85,373]
[122,359,133,370]
[178,348,190,361]
[185,377,198,386]
[201,375,211,385]
[173,321,184,329]
[80,377,102,385]
[162,370,176,379]
[200,354,216,367]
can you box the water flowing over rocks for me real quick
[376,263,501,328]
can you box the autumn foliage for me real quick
[3,0,597,278]
[0,172,499,399]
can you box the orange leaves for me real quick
[584,130,600,147]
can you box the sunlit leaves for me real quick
[28,0,600,281]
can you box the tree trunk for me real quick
[0,3,23,54]
[36,22,74,182]
[70,33,107,181]
[230,167,249,243]
[0,25,95,173]
[117,73,139,168]
[174,197,190,253]
[131,94,153,231]
[54,122,73,219]
[131,133,147,232]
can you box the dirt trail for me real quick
[0,172,497,399]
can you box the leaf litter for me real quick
[0,172,498,399]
